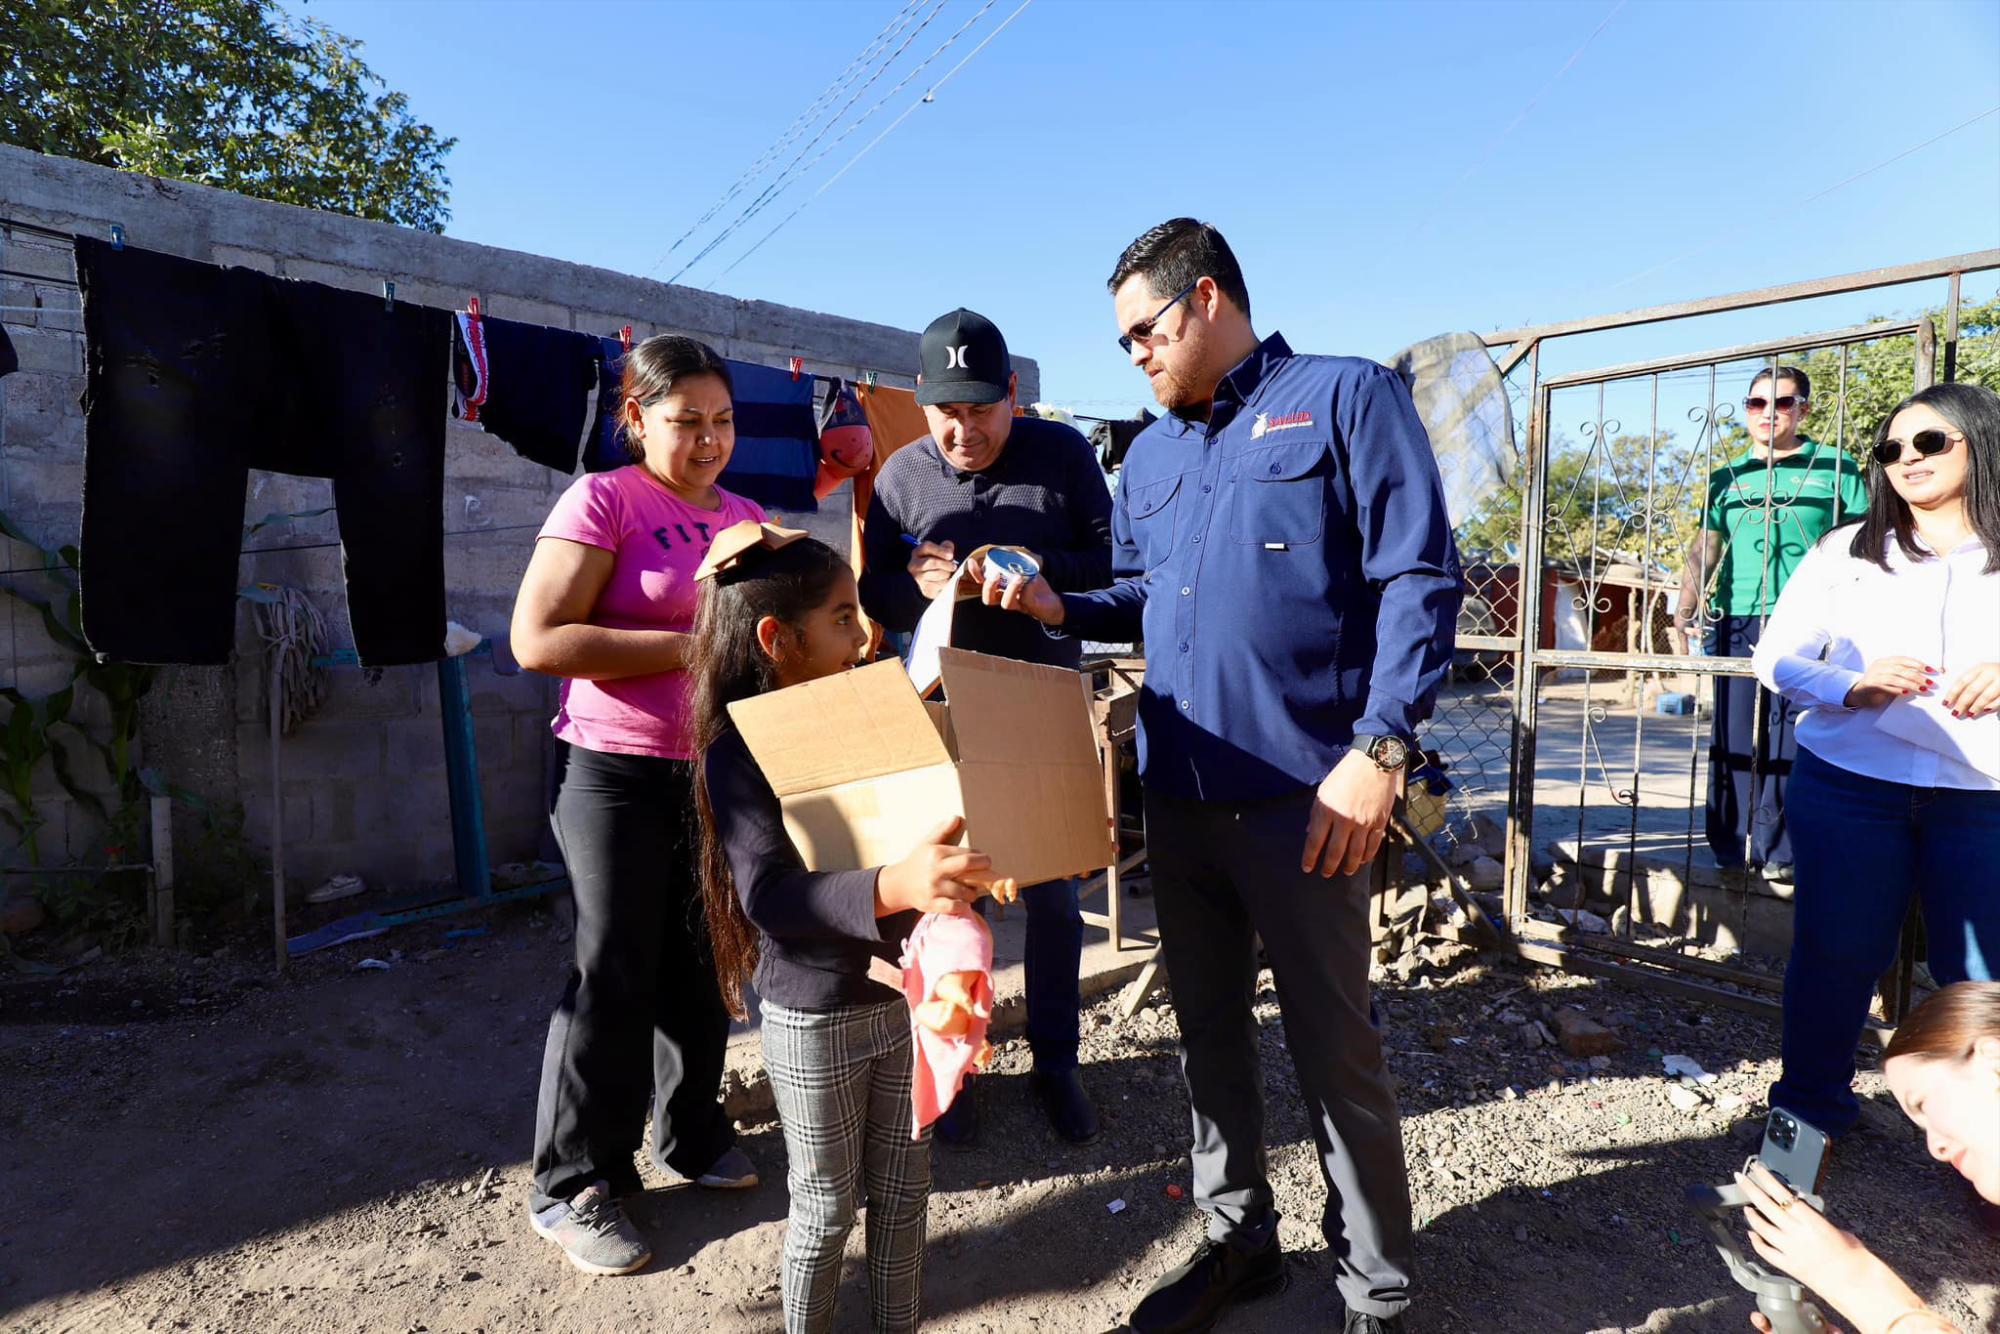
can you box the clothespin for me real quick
[467,296,481,319]
[862,369,879,389]
[383,280,396,311]
[109,223,125,251]
[620,325,633,353]
[789,356,804,382]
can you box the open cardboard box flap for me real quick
[726,649,1111,887]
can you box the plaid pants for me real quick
[762,998,932,1334]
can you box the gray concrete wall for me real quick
[0,145,1036,900]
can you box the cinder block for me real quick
[481,294,572,330]
[0,238,75,282]
[384,715,448,774]
[243,781,313,848]
[245,719,384,782]
[5,327,82,375]
[211,244,278,275]
[473,711,513,769]
[313,781,357,843]
[471,666,552,715]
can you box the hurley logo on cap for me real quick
[917,308,1011,407]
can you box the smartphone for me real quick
[1758,1106,1832,1195]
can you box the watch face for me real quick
[1374,737,1408,768]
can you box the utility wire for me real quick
[667,0,979,286]
[1599,104,2000,294]
[716,0,1035,281]
[645,0,928,272]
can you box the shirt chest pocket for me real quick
[1229,438,1329,546]
[1124,470,1188,565]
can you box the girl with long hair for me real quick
[691,523,993,1334]
[1752,382,2000,1143]
[513,335,764,1276]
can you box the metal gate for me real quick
[1413,249,2000,1024]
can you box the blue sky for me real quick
[291,0,2000,416]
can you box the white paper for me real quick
[903,577,960,698]
[1873,693,2000,782]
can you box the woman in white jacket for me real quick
[1752,381,2000,1142]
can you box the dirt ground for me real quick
[3,903,1994,1334]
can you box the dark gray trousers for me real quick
[1145,786,1415,1320]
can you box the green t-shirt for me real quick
[1700,438,1868,616]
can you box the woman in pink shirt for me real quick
[512,335,766,1275]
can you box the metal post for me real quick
[149,795,174,948]
[270,657,286,974]
[1943,271,1961,383]
[1914,317,1938,391]
[438,655,491,901]
[1503,378,1552,928]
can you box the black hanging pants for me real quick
[77,237,451,666]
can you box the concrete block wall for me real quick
[0,145,1038,895]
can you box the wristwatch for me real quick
[1351,734,1410,773]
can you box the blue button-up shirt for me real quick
[1061,333,1462,802]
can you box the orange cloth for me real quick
[852,383,931,656]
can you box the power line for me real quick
[665,0,962,286]
[715,0,1035,281]
[646,0,929,272]
[1599,103,2000,295]
[1419,0,1625,229]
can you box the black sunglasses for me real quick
[1872,429,1961,466]
[1118,281,1198,355]
[1744,394,1805,412]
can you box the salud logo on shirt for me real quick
[1251,411,1314,439]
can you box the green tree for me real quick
[1457,429,1702,573]
[0,0,454,231]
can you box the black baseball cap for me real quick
[916,308,1012,406]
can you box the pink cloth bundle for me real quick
[899,911,995,1139]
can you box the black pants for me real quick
[1705,614,1796,869]
[75,236,448,666]
[531,744,734,1209]
[1145,787,1414,1320]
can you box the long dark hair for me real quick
[1849,382,2000,573]
[689,536,852,1020]
[618,334,733,463]
[1885,982,2000,1065]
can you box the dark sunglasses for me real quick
[1118,281,1198,355]
[1743,395,1805,412]
[1872,429,1962,466]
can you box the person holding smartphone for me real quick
[1736,983,2000,1334]
[1751,382,2000,1144]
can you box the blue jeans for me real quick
[974,876,1083,1070]
[1770,746,2000,1137]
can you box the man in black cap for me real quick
[858,307,1113,1146]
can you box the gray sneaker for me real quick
[696,1146,759,1190]
[530,1181,651,1275]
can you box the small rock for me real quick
[1587,1055,1613,1072]
[130,999,144,1010]
[1519,1022,1544,1050]
[1551,1007,1624,1058]
[1610,905,1632,935]
[1666,1085,1705,1113]
[1513,1225,1529,1242]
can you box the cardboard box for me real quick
[727,648,1113,887]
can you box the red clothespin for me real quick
[467,296,481,319]
[620,325,633,353]
[789,356,804,381]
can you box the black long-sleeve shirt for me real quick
[703,724,915,1009]
[859,416,1113,669]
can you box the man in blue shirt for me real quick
[995,220,1459,1334]
[859,308,1114,1147]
